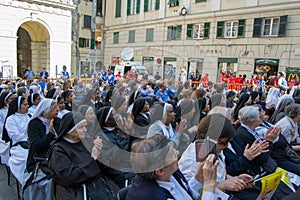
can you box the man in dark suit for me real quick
[39,68,49,78]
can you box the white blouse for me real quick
[5,113,30,145]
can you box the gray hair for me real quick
[285,103,300,119]
[238,106,260,125]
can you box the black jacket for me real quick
[126,170,193,200]
[26,118,58,173]
[234,126,277,175]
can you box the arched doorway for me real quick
[17,21,50,78]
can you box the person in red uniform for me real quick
[220,72,227,83]
[201,73,209,88]
[228,72,235,90]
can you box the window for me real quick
[262,18,280,36]
[127,0,140,15]
[187,23,210,39]
[167,25,182,40]
[96,0,103,17]
[217,19,245,38]
[195,0,206,2]
[113,32,119,44]
[115,0,121,18]
[129,30,135,43]
[224,21,238,38]
[253,15,287,37]
[78,37,91,48]
[146,28,154,42]
[168,0,179,7]
[144,0,159,11]
[83,15,91,28]
[193,24,204,39]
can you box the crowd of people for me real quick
[0,70,300,200]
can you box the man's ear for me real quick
[155,168,165,178]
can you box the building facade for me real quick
[0,0,75,78]
[71,0,105,78]
[104,0,300,82]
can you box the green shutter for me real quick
[90,38,95,49]
[136,0,140,13]
[204,22,210,39]
[237,19,245,38]
[146,28,154,42]
[113,32,119,44]
[216,21,224,38]
[115,0,122,17]
[155,0,160,10]
[79,37,84,47]
[278,15,288,37]
[127,0,131,15]
[129,30,135,43]
[196,0,207,2]
[144,0,148,12]
[176,25,182,40]
[253,18,262,38]
[186,24,193,39]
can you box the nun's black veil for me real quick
[56,111,85,142]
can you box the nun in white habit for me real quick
[4,96,30,184]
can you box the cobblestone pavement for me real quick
[0,164,19,200]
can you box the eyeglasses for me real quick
[218,139,231,146]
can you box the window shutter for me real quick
[167,26,172,40]
[253,18,262,38]
[155,0,160,10]
[144,0,148,12]
[84,15,92,28]
[204,22,210,39]
[79,37,84,47]
[196,0,207,2]
[216,21,224,38]
[90,39,95,49]
[278,15,288,37]
[186,24,193,39]
[115,0,122,17]
[113,32,119,44]
[127,0,131,15]
[237,19,245,38]
[136,0,140,14]
[129,30,135,43]
[146,28,154,42]
[176,25,182,40]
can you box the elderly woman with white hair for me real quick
[276,103,300,151]
[26,98,59,174]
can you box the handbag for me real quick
[23,158,55,200]
[285,145,300,164]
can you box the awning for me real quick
[218,57,238,63]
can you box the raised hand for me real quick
[176,119,187,133]
[91,136,102,160]
[243,140,269,161]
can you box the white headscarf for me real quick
[276,94,293,109]
[30,98,54,120]
[266,88,280,106]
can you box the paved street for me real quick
[0,164,19,200]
